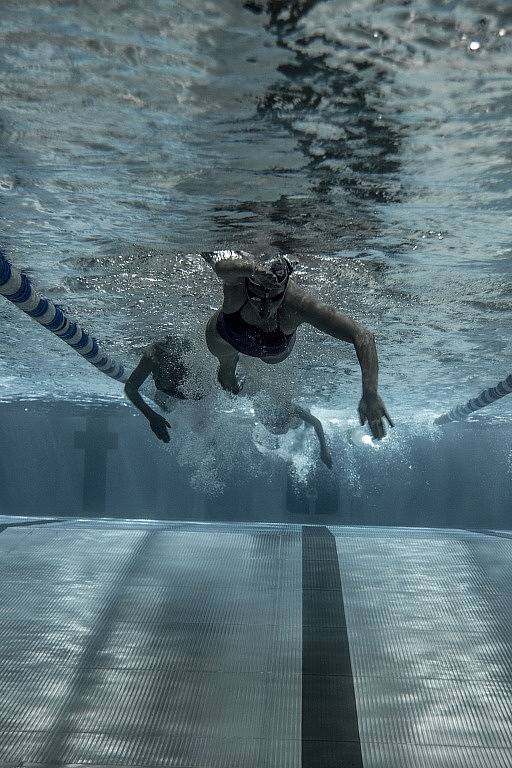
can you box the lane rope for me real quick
[0,250,127,383]
[434,373,512,425]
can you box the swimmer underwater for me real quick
[202,250,393,440]
[124,334,196,442]
[124,332,333,466]
[253,393,333,469]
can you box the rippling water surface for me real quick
[1,0,511,423]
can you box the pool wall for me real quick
[0,400,510,527]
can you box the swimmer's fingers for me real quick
[151,426,168,442]
[150,415,171,442]
[383,407,394,428]
[360,396,393,438]
[157,426,171,443]
[321,449,333,469]
[368,417,385,440]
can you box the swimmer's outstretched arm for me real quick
[201,251,278,287]
[288,287,393,439]
[293,405,333,469]
[124,356,171,443]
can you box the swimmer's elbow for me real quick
[353,328,375,350]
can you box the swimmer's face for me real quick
[247,257,292,319]
[246,282,286,319]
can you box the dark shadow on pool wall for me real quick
[0,399,511,529]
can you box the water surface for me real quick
[1,0,511,426]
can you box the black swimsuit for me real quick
[216,299,295,358]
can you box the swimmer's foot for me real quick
[217,366,243,395]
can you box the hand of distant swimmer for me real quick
[149,413,171,443]
[358,393,393,440]
[320,444,333,469]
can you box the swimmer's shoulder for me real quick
[281,280,311,329]
[283,281,335,328]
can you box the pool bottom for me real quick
[0,516,511,767]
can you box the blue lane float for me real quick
[434,373,512,425]
[0,250,127,383]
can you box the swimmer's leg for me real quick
[205,311,242,394]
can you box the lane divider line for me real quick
[302,525,363,767]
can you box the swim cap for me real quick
[248,256,294,294]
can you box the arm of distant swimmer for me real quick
[201,251,278,287]
[293,405,333,469]
[288,287,393,439]
[124,356,171,443]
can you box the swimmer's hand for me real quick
[149,414,171,442]
[320,444,333,470]
[358,393,393,440]
[251,264,280,289]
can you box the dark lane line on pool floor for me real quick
[302,525,363,768]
